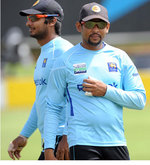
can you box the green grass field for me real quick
[1,104,150,160]
[1,108,41,160]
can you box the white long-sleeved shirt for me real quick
[20,37,73,140]
[44,42,146,149]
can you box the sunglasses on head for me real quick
[81,20,107,29]
[27,14,59,22]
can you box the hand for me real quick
[8,135,27,160]
[56,135,70,160]
[45,149,57,160]
[82,77,107,96]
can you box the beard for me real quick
[30,28,48,40]
[88,33,102,46]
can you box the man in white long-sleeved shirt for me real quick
[8,0,73,160]
[44,2,146,160]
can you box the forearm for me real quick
[20,121,37,138]
[63,122,68,136]
[44,103,61,149]
[104,85,146,110]
[20,104,38,137]
[62,108,68,136]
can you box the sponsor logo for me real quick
[77,84,84,91]
[73,63,87,75]
[34,78,47,86]
[92,5,101,12]
[108,82,118,88]
[42,58,48,68]
[107,62,118,72]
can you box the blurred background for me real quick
[1,0,150,160]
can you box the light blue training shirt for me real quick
[44,42,146,149]
[20,37,73,141]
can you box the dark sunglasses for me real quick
[81,21,107,29]
[27,14,59,22]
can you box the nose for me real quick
[26,19,32,27]
[92,24,99,31]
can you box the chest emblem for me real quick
[42,58,48,68]
[107,62,118,72]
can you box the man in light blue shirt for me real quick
[8,0,73,160]
[44,2,146,160]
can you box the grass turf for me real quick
[1,104,150,160]
[1,109,41,160]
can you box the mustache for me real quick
[89,33,101,38]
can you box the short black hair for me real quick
[54,21,62,36]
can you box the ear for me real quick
[76,22,82,32]
[105,23,110,34]
[48,17,57,26]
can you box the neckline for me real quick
[79,41,106,53]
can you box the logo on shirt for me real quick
[108,82,118,88]
[34,78,47,86]
[42,58,48,68]
[77,84,84,91]
[107,62,118,72]
[73,63,87,75]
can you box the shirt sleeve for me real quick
[44,59,67,149]
[63,110,68,136]
[104,53,146,109]
[20,102,38,138]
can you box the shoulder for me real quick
[105,43,127,55]
[54,37,73,50]
[53,44,80,67]
[52,37,73,58]
[104,42,130,61]
[61,43,81,60]
[105,43,135,68]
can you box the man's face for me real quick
[26,15,48,40]
[77,19,110,48]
